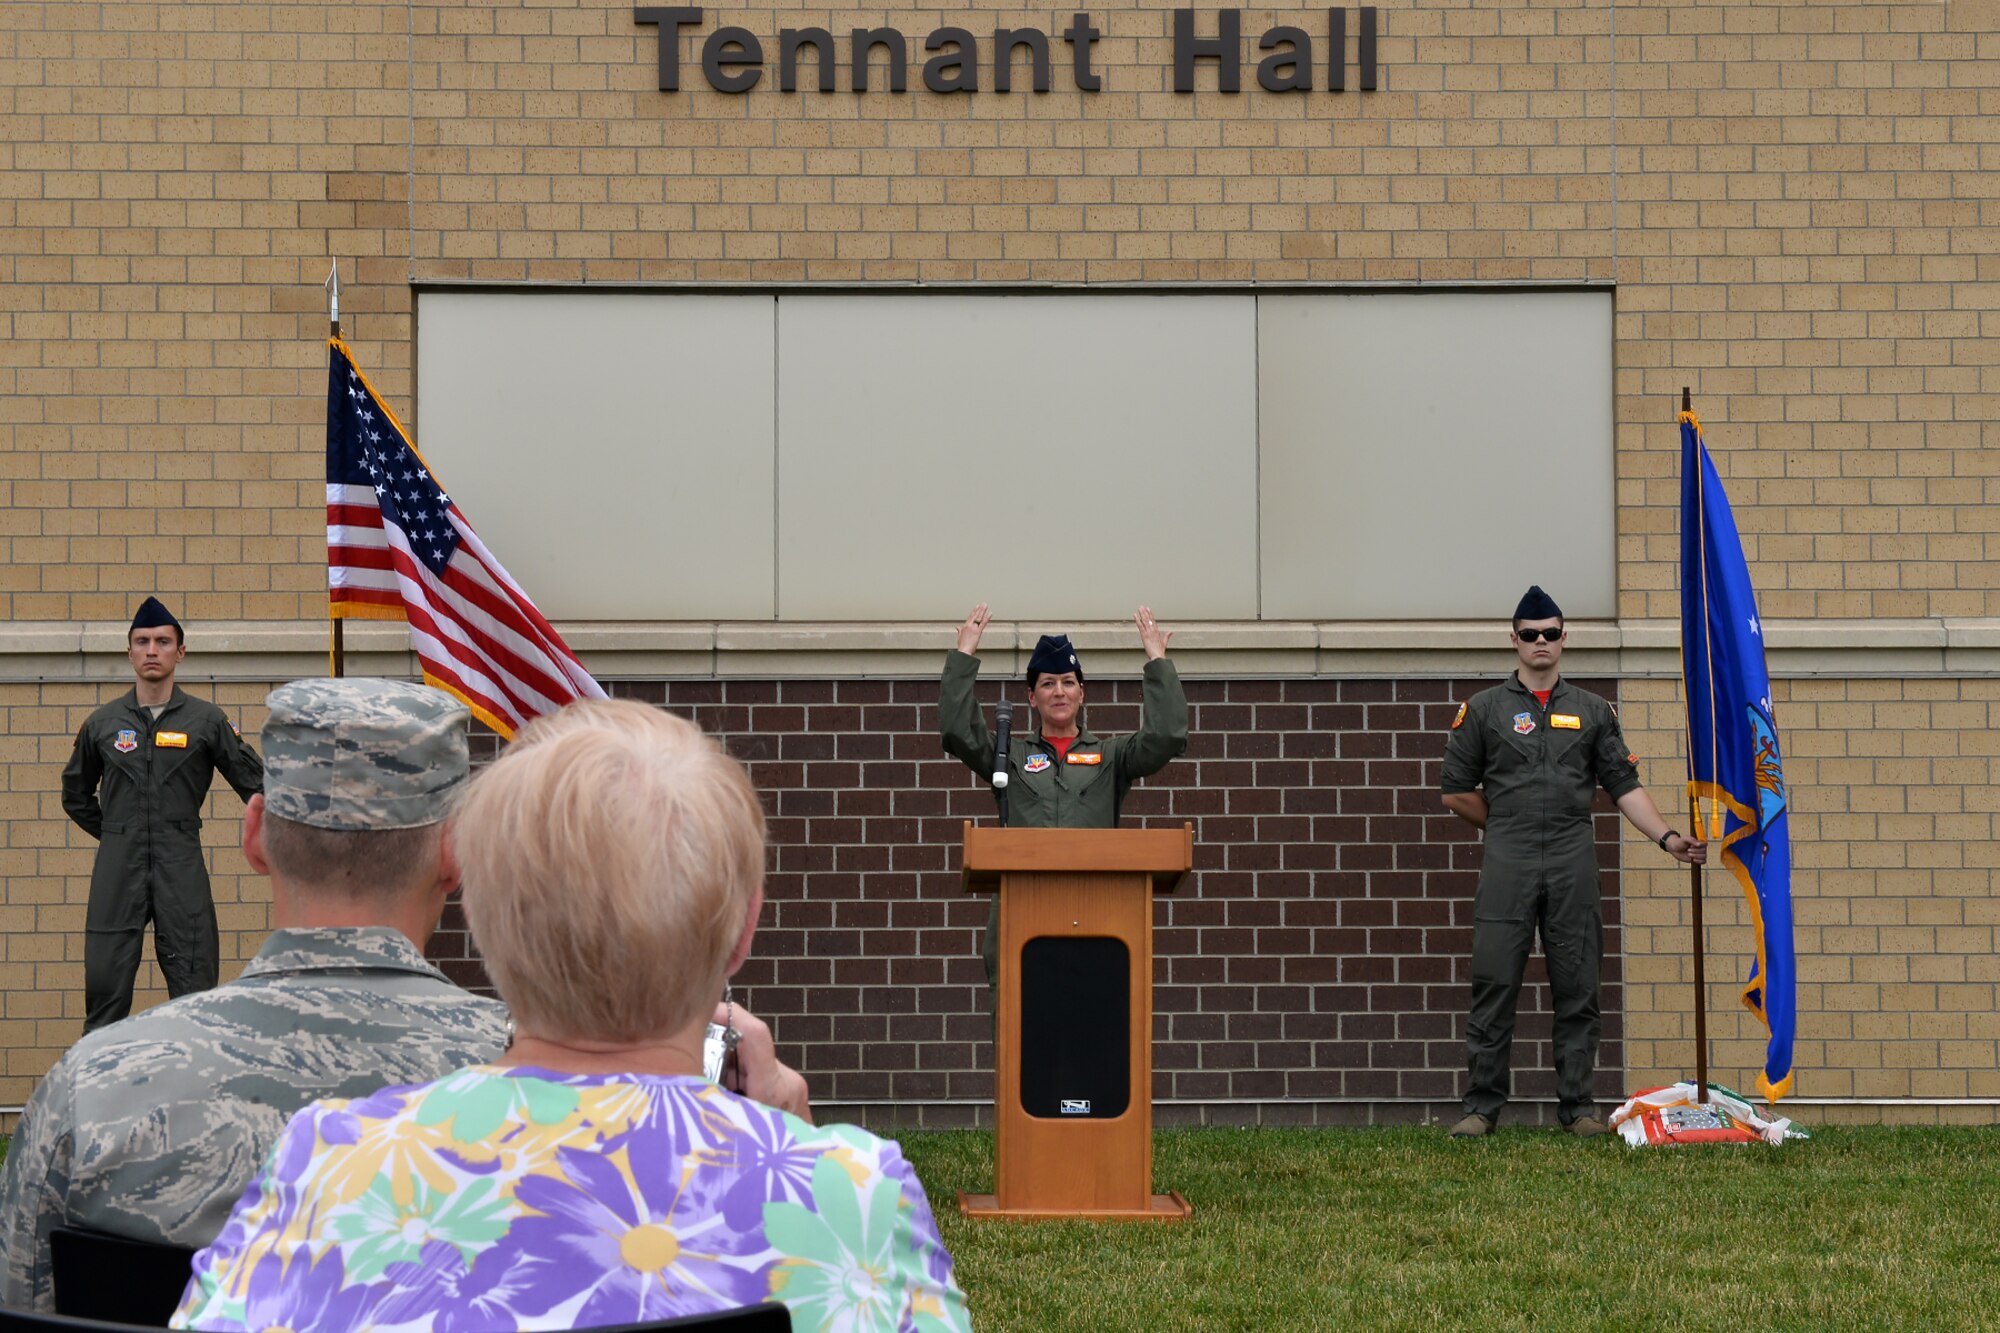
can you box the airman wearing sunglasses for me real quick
[1439,586,1706,1139]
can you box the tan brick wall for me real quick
[2,0,1998,1112]
[5,0,1995,621]
[1622,676,2000,1114]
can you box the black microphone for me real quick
[992,699,1013,791]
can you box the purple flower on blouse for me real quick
[585,1076,819,1231]
[373,1240,557,1333]
[716,1106,823,1231]
[307,1086,408,1159]
[599,1074,737,1151]
[887,1151,962,1299]
[236,1237,379,1333]
[497,1129,773,1325]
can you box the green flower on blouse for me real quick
[764,1153,969,1333]
[413,1069,580,1142]
[324,1173,512,1282]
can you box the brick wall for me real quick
[3,1,1996,625]
[9,667,2000,1123]
[428,675,1628,1127]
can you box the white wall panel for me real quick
[774,294,1261,621]
[1258,290,1615,620]
[416,292,777,620]
[416,289,1611,627]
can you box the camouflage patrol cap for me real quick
[262,678,470,830]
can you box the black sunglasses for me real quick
[1516,627,1563,643]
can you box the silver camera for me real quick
[703,1020,740,1084]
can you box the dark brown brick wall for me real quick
[428,676,1624,1128]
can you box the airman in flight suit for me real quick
[1441,586,1705,1138]
[940,605,1188,985]
[61,598,264,1030]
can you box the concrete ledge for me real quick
[1943,618,2000,674]
[3,619,1997,683]
[714,623,953,677]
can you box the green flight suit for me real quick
[1440,674,1640,1126]
[61,686,264,1032]
[939,648,1189,985]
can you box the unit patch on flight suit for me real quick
[1451,702,1467,730]
[1066,752,1102,765]
[156,731,189,748]
[114,729,138,753]
[1512,712,1536,735]
[1023,753,1051,774]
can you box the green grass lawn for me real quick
[2,1123,1990,1330]
[906,1126,2000,1332]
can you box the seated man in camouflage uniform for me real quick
[0,679,811,1314]
[0,678,494,1313]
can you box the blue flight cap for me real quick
[1025,634,1083,687]
[130,596,183,638]
[1513,586,1562,622]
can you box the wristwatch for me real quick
[1658,829,1679,852]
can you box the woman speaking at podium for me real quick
[939,604,1188,987]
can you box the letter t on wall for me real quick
[635,7,705,90]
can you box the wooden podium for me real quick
[956,823,1194,1221]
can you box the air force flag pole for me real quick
[1679,389,1797,1103]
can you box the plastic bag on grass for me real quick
[1609,1081,1808,1148]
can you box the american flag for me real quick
[325,338,606,738]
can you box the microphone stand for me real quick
[992,699,1012,828]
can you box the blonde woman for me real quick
[176,701,971,1333]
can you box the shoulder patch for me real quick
[1451,702,1467,730]
[1627,752,1639,765]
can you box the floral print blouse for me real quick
[171,1066,973,1333]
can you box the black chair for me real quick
[47,1227,195,1327]
[19,1224,789,1333]
[0,1299,794,1333]
[0,1314,152,1333]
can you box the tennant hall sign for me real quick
[635,7,1381,95]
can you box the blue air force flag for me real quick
[1680,411,1796,1101]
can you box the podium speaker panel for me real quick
[1019,935,1129,1120]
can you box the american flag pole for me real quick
[327,260,344,679]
